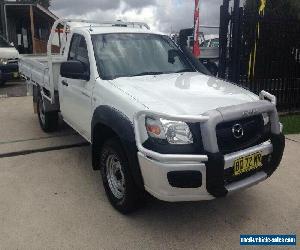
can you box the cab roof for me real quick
[91,27,162,35]
[65,20,163,36]
[71,26,162,36]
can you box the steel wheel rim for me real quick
[106,154,125,199]
[38,98,45,125]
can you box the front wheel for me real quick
[100,138,143,214]
[37,95,58,132]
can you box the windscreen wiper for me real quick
[132,71,165,77]
[174,69,195,73]
[109,72,164,80]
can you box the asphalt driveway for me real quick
[0,80,27,98]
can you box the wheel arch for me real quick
[91,105,144,189]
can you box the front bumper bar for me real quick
[0,63,19,81]
[137,138,284,202]
[134,92,285,202]
[205,134,285,198]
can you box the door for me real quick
[60,33,94,140]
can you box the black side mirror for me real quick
[60,60,90,81]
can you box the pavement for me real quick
[0,96,86,157]
[0,80,27,98]
[286,134,300,143]
[0,84,299,249]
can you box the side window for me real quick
[68,34,80,60]
[68,34,89,70]
[77,36,89,66]
[68,34,89,74]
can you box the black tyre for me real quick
[37,95,58,132]
[0,80,6,86]
[100,138,143,214]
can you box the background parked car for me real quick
[177,28,219,76]
[0,35,19,86]
[201,34,219,48]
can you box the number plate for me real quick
[233,152,263,176]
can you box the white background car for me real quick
[201,34,219,48]
[0,35,19,85]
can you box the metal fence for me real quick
[219,1,300,112]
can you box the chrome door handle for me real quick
[62,80,68,87]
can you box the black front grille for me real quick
[216,115,270,154]
[8,60,18,64]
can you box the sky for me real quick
[49,0,223,34]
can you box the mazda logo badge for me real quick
[232,123,244,139]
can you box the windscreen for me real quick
[92,33,196,80]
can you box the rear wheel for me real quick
[100,138,143,214]
[0,80,6,86]
[37,95,58,132]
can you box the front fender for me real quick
[92,105,135,142]
[91,105,144,189]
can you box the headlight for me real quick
[145,117,193,145]
[0,58,8,65]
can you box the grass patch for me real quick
[280,114,300,135]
